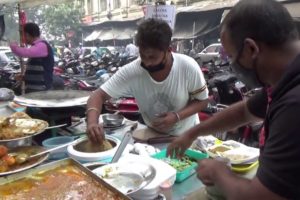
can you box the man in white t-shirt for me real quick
[125,43,139,57]
[86,19,208,143]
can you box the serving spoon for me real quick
[10,136,85,164]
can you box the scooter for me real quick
[104,97,140,121]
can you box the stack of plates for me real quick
[206,140,260,173]
[92,161,156,196]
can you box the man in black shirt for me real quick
[168,0,300,199]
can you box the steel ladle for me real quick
[11,136,86,164]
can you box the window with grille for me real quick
[100,0,107,11]
[113,0,121,9]
[87,0,92,14]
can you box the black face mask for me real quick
[231,46,264,89]
[141,53,166,73]
[231,61,263,89]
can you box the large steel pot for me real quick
[14,90,91,108]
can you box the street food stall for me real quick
[0,1,261,199]
[0,100,259,199]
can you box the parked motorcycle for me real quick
[199,60,262,147]
[104,97,140,121]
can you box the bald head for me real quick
[221,0,298,50]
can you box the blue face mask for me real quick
[141,53,166,73]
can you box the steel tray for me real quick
[14,90,91,108]
[0,158,131,200]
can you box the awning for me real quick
[173,8,225,39]
[83,1,238,41]
[99,28,115,41]
[83,0,300,42]
[84,27,136,42]
[114,28,135,40]
[83,19,139,41]
[84,8,226,41]
[84,30,102,42]
[222,1,300,22]
[284,2,300,18]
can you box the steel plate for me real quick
[92,161,156,195]
[14,90,91,108]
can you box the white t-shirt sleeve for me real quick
[186,58,209,100]
[100,63,135,98]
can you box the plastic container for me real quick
[206,144,233,158]
[231,160,259,173]
[152,149,208,183]
[42,136,74,160]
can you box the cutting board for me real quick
[132,128,177,144]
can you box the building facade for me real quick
[82,0,144,24]
[81,0,222,24]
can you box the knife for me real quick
[110,122,138,163]
[147,135,177,144]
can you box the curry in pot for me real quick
[0,164,127,200]
[74,139,114,153]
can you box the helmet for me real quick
[58,61,64,67]
[66,68,74,74]
[96,69,107,77]
[110,67,118,73]
[91,61,98,67]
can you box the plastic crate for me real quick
[152,149,208,183]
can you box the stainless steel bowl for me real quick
[0,124,47,148]
[102,113,124,127]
